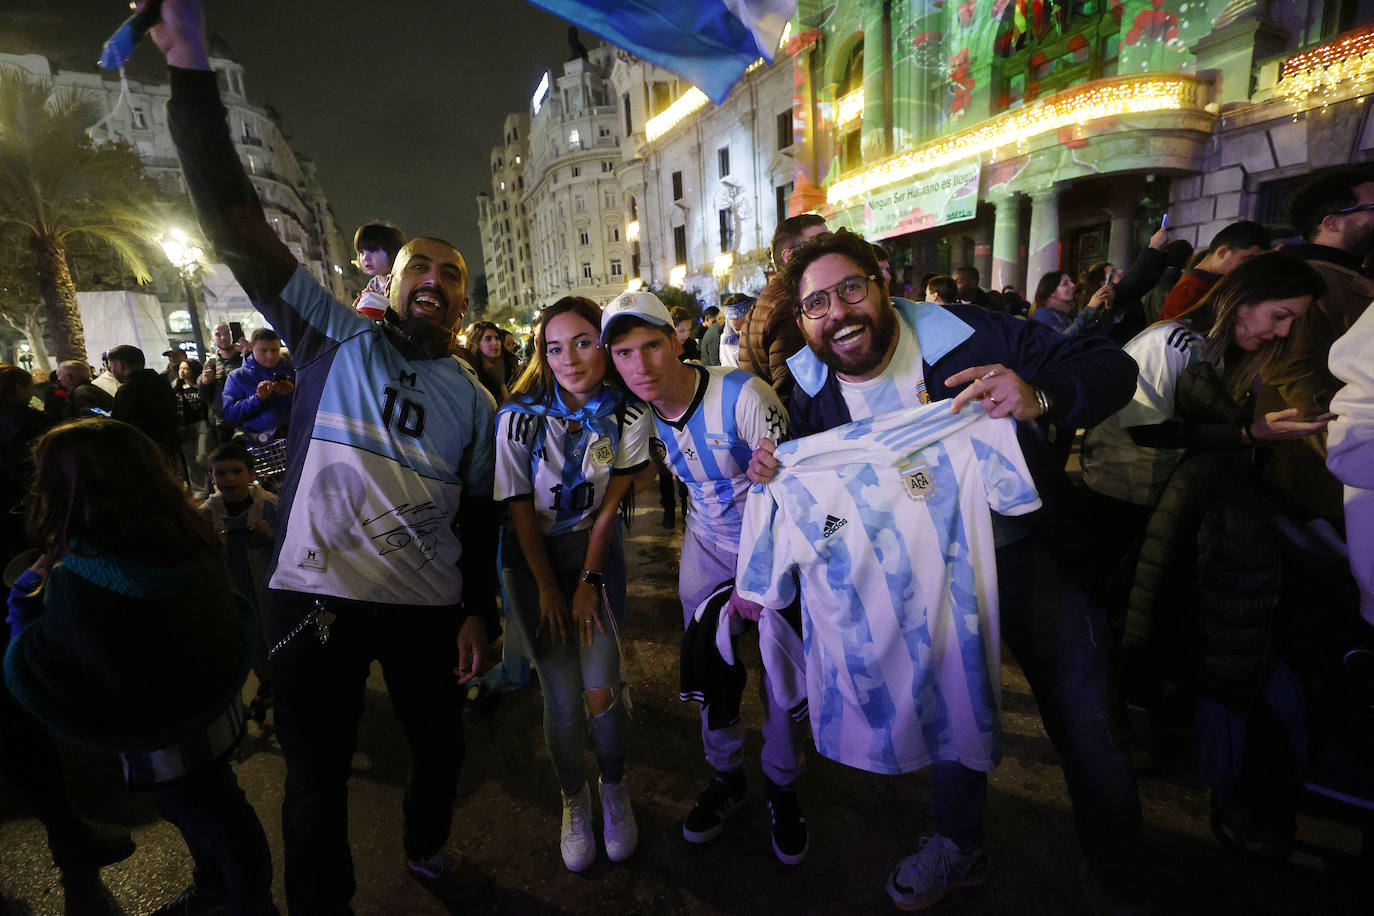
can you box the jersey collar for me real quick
[787,298,976,397]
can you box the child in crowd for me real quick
[352,222,406,320]
[201,442,280,723]
[5,419,276,914]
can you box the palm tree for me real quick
[0,65,163,363]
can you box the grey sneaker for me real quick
[560,784,596,872]
[600,778,638,862]
[885,835,989,911]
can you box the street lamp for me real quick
[161,227,207,361]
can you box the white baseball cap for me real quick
[600,290,674,343]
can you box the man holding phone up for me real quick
[221,327,295,443]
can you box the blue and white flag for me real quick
[526,0,795,104]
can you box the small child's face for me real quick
[357,247,391,277]
[212,459,253,499]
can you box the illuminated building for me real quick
[523,46,632,308]
[610,49,793,302]
[476,113,536,317]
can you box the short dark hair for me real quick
[770,213,827,268]
[702,305,720,320]
[925,275,958,303]
[0,365,33,404]
[670,306,694,324]
[780,229,883,315]
[953,265,979,282]
[353,222,405,261]
[871,243,890,262]
[1288,168,1374,241]
[105,345,144,370]
[250,328,280,344]
[1206,220,1271,255]
[1160,238,1194,268]
[209,441,255,471]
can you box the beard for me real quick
[384,308,458,360]
[811,300,899,378]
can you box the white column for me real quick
[1025,186,1061,296]
[1107,209,1133,272]
[990,194,1022,293]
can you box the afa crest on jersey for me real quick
[591,436,615,468]
[900,460,937,502]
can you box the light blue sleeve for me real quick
[972,420,1041,516]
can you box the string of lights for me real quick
[645,59,765,142]
[1275,24,1374,109]
[826,75,1202,205]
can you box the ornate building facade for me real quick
[476,112,536,316]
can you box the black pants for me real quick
[152,758,278,914]
[268,591,466,914]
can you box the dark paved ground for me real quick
[1,505,1369,914]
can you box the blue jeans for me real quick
[934,537,1141,871]
[501,526,629,794]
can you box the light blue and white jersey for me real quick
[839,318,928,420]
[495,393,652,535]
[256,268,498,607]
[736,401,1040,775]
[652,365,787,547]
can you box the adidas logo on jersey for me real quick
[822,515,848,538]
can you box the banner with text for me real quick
[833,160,981,240]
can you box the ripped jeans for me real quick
[934,536,1141,873]
[500,526,629,794]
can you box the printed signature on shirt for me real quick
[361,501,448,566]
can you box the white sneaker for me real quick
[560,784,596,872]
[600,778,639,862]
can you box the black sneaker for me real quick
[765,778,808,865]
[407,848,491,909]
[683,769,747,843]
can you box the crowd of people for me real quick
[2,2,1373,914]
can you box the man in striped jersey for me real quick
[602,291,808,866]
[747,229,1144,911]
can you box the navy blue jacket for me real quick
[786,298,1138,438]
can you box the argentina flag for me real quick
[525,0,795,103]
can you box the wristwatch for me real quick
[580,569,605,587]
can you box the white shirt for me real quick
[838,319,928,419]
[736,401,1041,775]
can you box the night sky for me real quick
[2,1,581,286]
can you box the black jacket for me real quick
[113,369,180,457]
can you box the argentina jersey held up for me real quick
[735,401,1041,776]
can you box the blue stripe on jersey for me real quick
[919,443,999,741]
[553,422,587,532]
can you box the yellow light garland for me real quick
[1275,24,1374,107]
[827,75,1200,205]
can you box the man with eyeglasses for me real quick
[1257,167,1374,523]
[743,229,1143,911]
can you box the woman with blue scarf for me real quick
[493,296,652,872]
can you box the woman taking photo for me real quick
[494,296,651,872]
[1029,269,1114,335]
[4,419,274,913]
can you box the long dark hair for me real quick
[1172,251,1326,398]
[509,297,606,406]
[27,418,221,564]
[467,321,520,384]
[1030,270,1071,316]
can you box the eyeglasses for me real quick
[1333,202,1374,215]
[799,274,876,319]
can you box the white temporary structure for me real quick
[76,290,170,368]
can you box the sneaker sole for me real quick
[682,794,748,844]
[886,857,990,912]
[772,834,808,866]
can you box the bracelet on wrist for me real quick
[1033,387,1052,418]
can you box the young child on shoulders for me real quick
[352,222,406,320]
